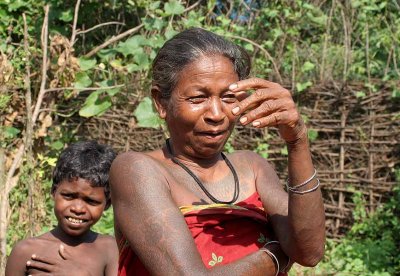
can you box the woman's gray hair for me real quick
[152,27,251,98]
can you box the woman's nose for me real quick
[205,98,226,123]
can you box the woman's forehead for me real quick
[177,55,238,82]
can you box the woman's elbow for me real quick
[296,245,325,267]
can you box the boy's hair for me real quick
[52,140,116,208]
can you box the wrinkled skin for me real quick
[111,54,325,276]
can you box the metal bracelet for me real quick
[286,168,317,191]
[259,247,279,276]
[288,178,320,194]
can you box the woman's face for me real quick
[163,54,239,159]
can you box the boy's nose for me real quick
[70,200,86,214]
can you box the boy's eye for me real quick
[61,193,74,199]
[85,198,102,206]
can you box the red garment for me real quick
[118,192,287,275]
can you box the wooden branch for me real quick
[184,0,203,12]
[32,5,49,125]
[23,13,33,151]
[227,34,283,83]
[84,0,202,58]
[44,84,124,93]
[84,23,144,58]
[70,0,81,47]
[77,21,125,35]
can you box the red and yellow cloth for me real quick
[118,192,286,275]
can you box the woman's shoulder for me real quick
[111,150,165,173]
[227,150,272,166]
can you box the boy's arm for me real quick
[104,235,119,276]
[5,240,31,276]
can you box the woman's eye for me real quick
[222,94,237,103]
[189,96,206,103]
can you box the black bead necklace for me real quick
[166,139,239,204]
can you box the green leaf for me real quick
[280,146,288,156]
[164,0,185,15]
[79,94,112,117]
[134,52,150,69]
[164,28,179,40]
[391,89,400,98]
[212,253,217,261]
[50,141,64,150]
[149,1,161,10]
[308,129,318,141]
[97,80,120,96]
[4,126,20,139]
[78,58,97,71]
[244,43,254,52]
[356,91,366,98]
[59,10,73,22]
[133,97,163,128]
[301,61,315,72]
[74,72,92,89]
[116,36,146,57]
[296,81,312,92]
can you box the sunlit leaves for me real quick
[164,0,185,16]
[78,58,97,71]
[133,97,163,128]
[74,72,92,88]
[79,91,112,118]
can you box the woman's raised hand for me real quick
[229,78,306,143]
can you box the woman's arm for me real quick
[230,79,325,266]
[110,151,282,276]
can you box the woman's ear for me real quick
[151,85,167,119]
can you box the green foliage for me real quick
[314,177,400,275]
[133,97,163,128]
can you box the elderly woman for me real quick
[110,28,325,276]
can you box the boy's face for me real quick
[52,177,106,236]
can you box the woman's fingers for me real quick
[229,78,280,91]
[231,87,291,117]
[252,111,299,128]
[238,98,292,126]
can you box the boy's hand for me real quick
[26,245,92,276]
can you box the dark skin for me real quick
[111,55,325,275]
[5,178,118,276]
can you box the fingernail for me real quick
[26,261,31,266]
[232,106,240,115]
[240,117,248,124]
[229,83,238,90]
[31,254,36,259]
[253,121,260,127]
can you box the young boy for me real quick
[5,140,118,275]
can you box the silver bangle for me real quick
[261,241,291,273]
[286,168,317,191]
[259,247,279,276]
[288,178,320,194]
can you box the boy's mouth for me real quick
[66,216,87,224]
